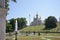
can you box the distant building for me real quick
[30,13,42,26]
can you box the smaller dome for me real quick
[34,13,41,21]
[35,13,41,19]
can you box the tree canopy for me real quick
[5,0,16,9]
[6,20,12,33]
[6,18,27,33]
[44,16,57,30]
[17,18,27,30]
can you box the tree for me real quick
[5,0,16,15]
[9,18,16,31]
[6,0,16,31]
[5,0,16,9]
[17,18,27,30]
[6,18,27,32]
[44,16,57,30]
[6,20,12,33]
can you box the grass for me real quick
[18,36,43,40]
[21,25,45,32]
[45,37,60,40]
[6,33,60,40]
[6,36,14,40]
[21,23,60,32]
[6,23,60,40]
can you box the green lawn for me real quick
[21,23,60,32]
[21,25,45,32]
[6,33,60,40]
[6,23,60,40]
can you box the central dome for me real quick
[34,12,41,20]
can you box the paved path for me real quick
[42,37,51,40]
[45,36,60,38]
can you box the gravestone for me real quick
[0,0,7,40]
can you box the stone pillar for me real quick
[0,8,7,40]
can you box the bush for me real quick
[44,16,57,30]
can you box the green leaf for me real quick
[11,0,16,2]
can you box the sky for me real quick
[6,0,60,25]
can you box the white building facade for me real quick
[30,13,42,26]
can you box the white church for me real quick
[30,13,43,26]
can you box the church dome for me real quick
[35,13,41,19]
[33,13,41,21]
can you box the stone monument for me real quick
[0,0,7,40]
